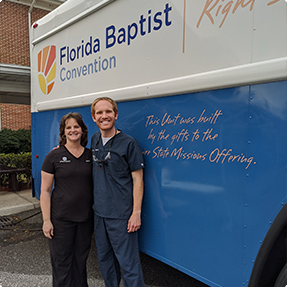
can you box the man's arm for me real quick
[127,168,144,233]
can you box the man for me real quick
[91,97,145,287]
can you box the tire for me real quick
[274,263,287,287]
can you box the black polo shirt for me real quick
[41,146,93,222]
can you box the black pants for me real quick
[49,218,93,287]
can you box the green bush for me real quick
[0,152,32,190]
[0,129,32,190]
[0,128,31,154]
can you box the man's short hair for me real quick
[91,97,118,116]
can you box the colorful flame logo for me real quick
[37,45,56,95]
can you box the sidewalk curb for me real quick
[0,189,40,217]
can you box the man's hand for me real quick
[127,211,141,233]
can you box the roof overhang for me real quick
[0,64,31,105]
[7,0,66,11]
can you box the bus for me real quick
[30,0,287,286]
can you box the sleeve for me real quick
[41,150,55,174]
[128,139,145,172]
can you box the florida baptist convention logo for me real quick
[37,45,56,95]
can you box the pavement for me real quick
[0,189,39,217]
[0,189,208,287]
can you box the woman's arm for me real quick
[40,171,54,239]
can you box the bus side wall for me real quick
[32,80,287,287]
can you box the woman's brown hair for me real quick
[59,112,88,146]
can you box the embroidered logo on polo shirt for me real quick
[86,160,91,162]
[60,157,71,163]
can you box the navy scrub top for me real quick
[91,131,144,219]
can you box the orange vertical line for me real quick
[37,51,42,72]
[183,0,186,53]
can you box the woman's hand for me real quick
[42,220,54,239]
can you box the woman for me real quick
[40,112,93,287]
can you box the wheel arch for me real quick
[248,203,287,287]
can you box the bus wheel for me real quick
[274,263,287,287]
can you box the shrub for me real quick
[0,152,32,190]
[0,128,31,154]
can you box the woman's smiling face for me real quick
[64,118,83,143]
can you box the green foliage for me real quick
[0,129,32,190]
[0,152,32,189]
[0,128,31,154]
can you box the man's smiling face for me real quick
[92,100,118,136]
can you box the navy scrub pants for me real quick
[49,218,93,287]
[94,214,145,287]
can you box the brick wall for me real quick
[0,0,49,65]
[0,103,31,130]
[0,1,49,130]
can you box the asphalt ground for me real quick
[0,208,209,287]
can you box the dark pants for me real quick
[49,218,93,287]
[94,215,145,287]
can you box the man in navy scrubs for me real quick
[91,97,145,287]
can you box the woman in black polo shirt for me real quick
[40,112,93,287]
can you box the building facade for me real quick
[0,0,65,130]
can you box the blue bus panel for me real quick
[32,80,287,287]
